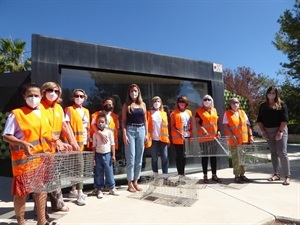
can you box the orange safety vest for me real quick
[65,105,90,151]
[40,100,64,153]
[91,111,119,150]
[224,109,248,146]
[10,106,52,176]
[170,109,192,145]
[147,110,170,145]
[195,107,218,142]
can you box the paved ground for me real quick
[0,144,299,225]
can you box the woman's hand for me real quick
[22,141,33,156]
[261,131,269,140]
[123,134,129,146]
[275,131,283,141]
[98,130,108,144]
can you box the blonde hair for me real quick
[125,84,146,114]
[41,82,62,104]
[72,88,88,101]
[151,96,164,111]
[201,94,214,108]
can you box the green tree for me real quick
[0,37,31,73]
[223,67,278,121]
[280,77,300,124]
[273,2,300,81]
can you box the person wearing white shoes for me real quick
[92,112,119,198]
[65,89,91,206]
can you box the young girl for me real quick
[93,112,118,198]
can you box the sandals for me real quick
[203,175,209,184]
[282,176,290,186]
[212,175,222,183]
[268,174,280,181]
[133,184,142,191]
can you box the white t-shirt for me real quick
[2,109,41,139]
[151,110,162,141]
[222,110,250,125]
[65,107,89,145]
[92,129,115,154]
[180,111,191,138]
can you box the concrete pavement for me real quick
[0,144,299,225]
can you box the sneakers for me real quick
[97,190,104,199]
[91,188,98,196]
[77,194,86,206]
[69,190,78,198]
[109,188,119,196]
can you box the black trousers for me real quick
[174,144,186,175]
[202,156,217,175]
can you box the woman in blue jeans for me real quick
[122,84,148,192]
[146,96,170,181]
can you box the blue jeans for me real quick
[150,140,168,174]
[125,125,145,181]
[94,152,115,189]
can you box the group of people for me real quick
[2,82,291,225]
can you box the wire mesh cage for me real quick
[24,151,94,193]
[237,143,270,165]
[135,175,199,207]
[184,137,230,157]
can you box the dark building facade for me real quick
[31,34,226,177]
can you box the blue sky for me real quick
[0,0,295,82]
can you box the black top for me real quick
[257,102,289,128]
[126,108,145,124]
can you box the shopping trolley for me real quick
[184,136,230,157]
[237,143,270,165]
[25,151,94,193]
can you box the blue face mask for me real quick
[97,122,107,130]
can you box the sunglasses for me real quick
[233,102,239,104]
[46,89,60,94]
[203,99,212,102]
[74,95,85,98]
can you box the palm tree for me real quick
[0,37,31,73]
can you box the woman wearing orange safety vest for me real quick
[222,97,253,183]
[195,94,222,184]
[170,96,192,177]
[2,83,54,225]
[146,96,170,182]
[90,97,119,195]
[91,97,119,151]
[40,81,77,213]
[65,89,90,206]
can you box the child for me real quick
[93,112,119,198]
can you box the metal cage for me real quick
[184,137,230,157]
[237,143,270,165]
[24,151,94,193]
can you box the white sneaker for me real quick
[77,194,86,206]
[69,190,78,198]
[109,188,119,196]
[97,190,104,199]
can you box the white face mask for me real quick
[26,96,41,109]
[130,91,139,99]
[74,97,84,105]
[231,103,239,110]
[203,101,212,107]
[267,93,276,100]
[153,102,161,109]
[46,92,58,102]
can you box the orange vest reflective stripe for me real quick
[195,107,218,142]
[65,105,90,151]
[171,109,192,145]
[10,106,52,176]
[225,109,248,146]
[147,110,170,144]
[40,100,64,153]
[91,111,119,150]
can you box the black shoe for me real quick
[240,175,250,182]
[234,177,242,183]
